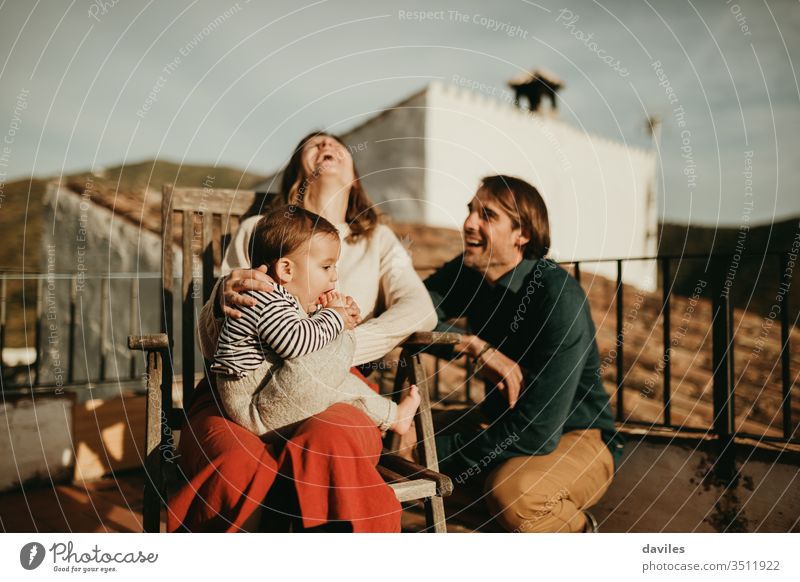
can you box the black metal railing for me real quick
[2,251,797,450]
[429,252,797,448]
[0,272,160,392]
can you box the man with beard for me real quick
[423,175,624,533]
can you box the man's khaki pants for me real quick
[483,428,614,532]
[438,409,614,533]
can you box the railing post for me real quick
[68,275,77,385]
[129,277,140,380]
[661,257,672,426]
[779,252,793,440]
[615,260,624,422]
[0,275,6,391]
[34,277,43,386]
[99,276,109,382]
[711,280,736,481]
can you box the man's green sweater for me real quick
[425,255,625,476]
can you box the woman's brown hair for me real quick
[479,175,551,259]
[280,131,378,242]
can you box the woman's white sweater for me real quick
[197,216,438,366]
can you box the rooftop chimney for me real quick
[508,68,564,116]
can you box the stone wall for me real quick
[38,182,180,386]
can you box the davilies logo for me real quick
[20,542,46,570]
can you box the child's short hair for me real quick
[250,205,339,269]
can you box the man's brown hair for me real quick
[250,205,339,269]
[479,175,551,259]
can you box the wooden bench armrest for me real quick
[380,452,454,497]
[402,331,462,347]
[378,466,438,503]
[128,333,170,351]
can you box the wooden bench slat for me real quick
[388,479,438,503]
[380,452,454,497]
[403,331,461,346]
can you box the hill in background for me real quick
[659,219,799,324]
[0,160,265,347]
[0,159,265,274]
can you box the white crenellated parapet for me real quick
[255,82,658,290]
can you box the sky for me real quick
[0,0,798,226]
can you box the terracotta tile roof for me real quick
[64,177,162,235]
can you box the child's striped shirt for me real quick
[211,285,344,377]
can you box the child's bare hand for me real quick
[317,291,357,329]
[318,290,346,308]
[344,295,362,324]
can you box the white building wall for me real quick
[338,90,428,223]
[426,81,657,290]
[257,82,657,290]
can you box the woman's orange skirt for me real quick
[166,368,402,532]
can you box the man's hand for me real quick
[221,265,276,318]
[454,334,483,358]
[479,348,524,409]
[457,334,524,408]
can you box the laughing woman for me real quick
[168,131,437,532]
